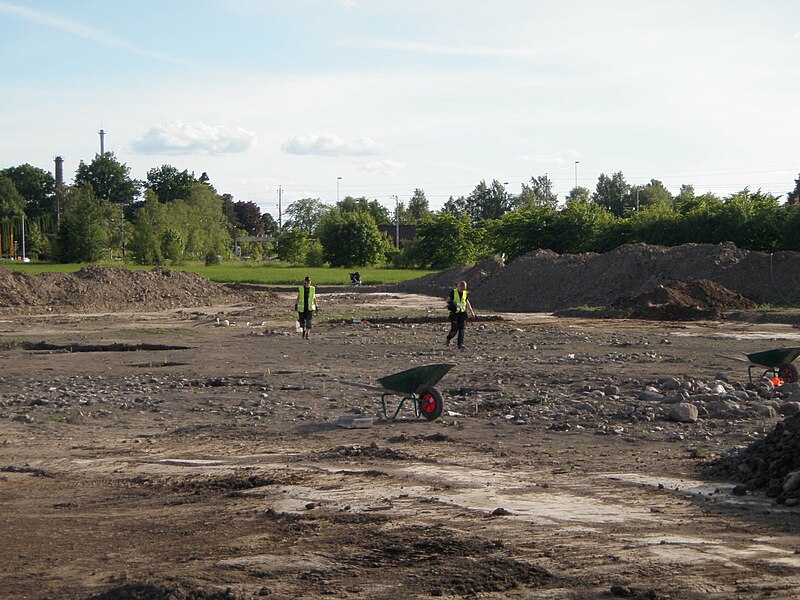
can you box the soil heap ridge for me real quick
[395,242,800,312]
[0,265,246,314]
[581,279,757,321]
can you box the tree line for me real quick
[1,154,799,268]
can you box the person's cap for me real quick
[304,276,311,282]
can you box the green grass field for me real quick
[0,260,435,286]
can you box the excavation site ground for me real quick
[2,282,800,600]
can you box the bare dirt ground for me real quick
[2,289,800,599]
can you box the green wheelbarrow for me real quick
[745,347,800,384]
[341,363,455,421]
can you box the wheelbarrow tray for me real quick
[378,363,455,395]
[746,347,800,368]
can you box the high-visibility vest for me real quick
[453,289,468,313]
[297,286,316,312]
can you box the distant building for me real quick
[378,224,417,246]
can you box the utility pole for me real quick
[21,215,26,262]
[574,161,579,189]
[393,195,400,248]
[277,185,282,231]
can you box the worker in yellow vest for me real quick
[445,280,476,350]
[296,276,318,339]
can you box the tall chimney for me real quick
[99,129,105,155]
[54,156,64,188]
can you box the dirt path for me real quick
[2,292,800,599]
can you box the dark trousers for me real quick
[447,312,467,347]
[298,311,314,329]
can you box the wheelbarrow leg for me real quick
[381,392,409,421]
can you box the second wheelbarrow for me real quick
[745,347,800,384]
[341,363,455,421]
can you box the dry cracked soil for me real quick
[2,289,800,599]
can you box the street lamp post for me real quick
[574,161,580,189]
[337,176,342,203]
[277,185,282,231]
[392,195,400,248]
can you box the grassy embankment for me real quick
[0,261,435,286]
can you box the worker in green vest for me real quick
[445,280,476,350]
[296,276,318,339]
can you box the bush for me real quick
[305,238,326,267]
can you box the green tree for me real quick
[128,191,166,265]
[57,184,120,262]
[466,179,511,221]
[233,201,264,235]
[395,200,412,225]
[174,183,232,259]
[565,186,591,204]
[592,172,630,217]
[161,227,185,262]
[276,228,310,265]
[262,213,279,237]
[413,214,476,268]
[632,179,673,211]
[145,165,196,203]
[788,173,800,205]
[627,204,684,246]
[284,197,328,233]
[0,164,55,218]
[305,238,326,267]
[74,152,139,205]
[441,195,467,217]
[24,218,49,261]
[0,176,25,257]
[780,204,800,250]
[0,176,25,220]
[336,196,391,226]
[551,198,616,253]
[317,209,389,267]
[678,193,724,244]
[487,205,556,261]
[517,174,558,209]
[675,184,695,206]
[407,188,432,222]
[715,189,781,251]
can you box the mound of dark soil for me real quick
[0,266,252,314]
[394,242,800,313]
[593,279,757,320]
[86,581,245,600]
[703,412,800,497]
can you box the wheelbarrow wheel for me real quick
[778,363,799,384]
[417,386,443,420]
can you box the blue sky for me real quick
[1,0,798,218]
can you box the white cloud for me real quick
[282,133,387,156]
[358,159,405,176]
[794,31,800,39]
[131,120,257,155]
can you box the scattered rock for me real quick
[668,403,698,423]
[491,507,512,516]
